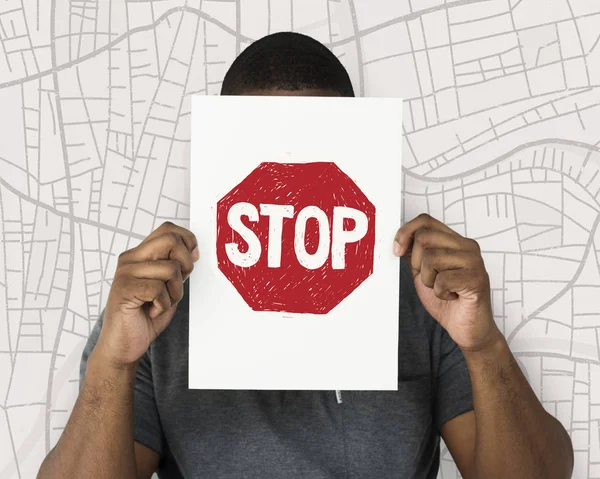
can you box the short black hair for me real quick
[221,32,355,97]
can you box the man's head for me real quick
[221,32,355,97]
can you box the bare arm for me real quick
[395,214,573,478]
[457,332,572,479]
[37,352,158,479]
[37,222,198,479]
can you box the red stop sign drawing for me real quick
[216,162,376,314]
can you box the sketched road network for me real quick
[0,1,599,478]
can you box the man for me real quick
[38,32,573,479]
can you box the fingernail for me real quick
[393,241,402,257]
[192,247,200,262]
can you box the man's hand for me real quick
[37,221,197,479]
[395,214,574,478]
[394,213,500,352]
[95,222,199,369]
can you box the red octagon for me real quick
[216,162,375,314]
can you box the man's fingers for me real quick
[114,223,198,314]
[432,270,461,301]
[415,248,468,288]
[119,260,184,304]
[406,229,474,277]
[167,242,196,280]
[394,213,457,256]
[142,221,198,252]
[431,268,489,301]
[119,233,196,279]
[426,269,489,300]
[119,278,172,318]
[120,232,183,262]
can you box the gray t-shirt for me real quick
[80,259,473,478]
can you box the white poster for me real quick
[189,96,403,390]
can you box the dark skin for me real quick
[38,88,574,479]
[394,214,573,479]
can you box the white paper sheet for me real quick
[189,95,402,390]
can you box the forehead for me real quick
[240,88,342,97]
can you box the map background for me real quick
[1,0,599,477]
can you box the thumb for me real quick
[148,304,179,337]
[413,273,441,320]
[148,303,178,323]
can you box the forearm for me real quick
[464,332,574,479]
[38,350,139,479]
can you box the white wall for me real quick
[1,1,599,477]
